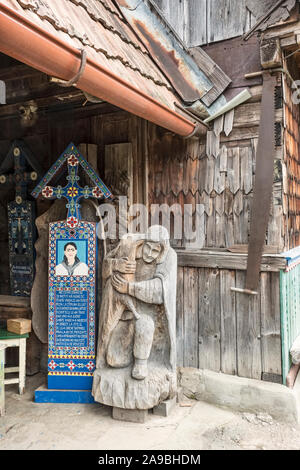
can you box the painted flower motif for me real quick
[67,186,78,198]
[66,216,78,228]
[48,360,58,370]
[42,186,54,198]
[67,360,76,371]
[68,154,79,166]
[86,361,95,371]
[92,187,103,198]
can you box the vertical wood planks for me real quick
[186,0,207,47]
[207,0,249,44]
[260,272,282,378]
[176,266,184,367]
[153,0,253,47]
[104,142,133,206]
[183,267,199,367]
[198,268,221,371]
[176,266,282,382]
[220,270,237,375]
[227,147,240,195]
[236,270,262,380]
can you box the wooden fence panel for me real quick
[176,265,282,382]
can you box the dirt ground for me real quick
[1,372,300,451]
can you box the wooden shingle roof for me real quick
[1,0,231,119]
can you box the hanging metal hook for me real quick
[49,49,87,87]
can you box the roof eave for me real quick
[0,3,201,138]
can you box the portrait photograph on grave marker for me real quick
[55,240,89,277]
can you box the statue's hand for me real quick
[112,273,129,294]
[114,258,136,274]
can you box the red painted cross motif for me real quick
[48,360,58,370]
[42,186,54,198]
[86,361,95,371]
[67,360,76,371]
[66,216,79,229]
[92,187,103,198]
[67,154,79,167]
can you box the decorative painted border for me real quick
[48,371,94,376]
[31,142,112,199]
[281,246,300,272]
[48,357,95,376]
[48,220,97,376]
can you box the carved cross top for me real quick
[31,143,112,228]
[0,140,43,204]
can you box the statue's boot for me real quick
[132,358,148,380]
[132,314,154,380]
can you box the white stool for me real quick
[0,329,28,395]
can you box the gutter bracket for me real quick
[183,123,206,139]
[49,49,87,87]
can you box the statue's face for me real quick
[142,241,161,264]
[65,244,77,264]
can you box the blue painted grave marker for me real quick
[0,140,43,296]
[32,143,112,396]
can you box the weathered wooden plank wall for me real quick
[153,0,256,46]
[176,266,282,382]
[146,42,285,382]
[283,71,300,249]
[148,75,285,252]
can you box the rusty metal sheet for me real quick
[115,0,214,103]
[246,72,277,291]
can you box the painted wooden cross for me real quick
[32,143,112,397]
[0,140,43,296]
[32,143,111,229]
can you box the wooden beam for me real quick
[176,250,286,272]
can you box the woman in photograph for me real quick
[55,242,89,276]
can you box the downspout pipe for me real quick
[0,3,198,137]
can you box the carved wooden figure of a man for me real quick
[92,225,177,411]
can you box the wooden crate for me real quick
[7,318,31,335]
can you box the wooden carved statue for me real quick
[92,225,177,411]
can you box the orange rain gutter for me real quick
[0,3,200,137]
